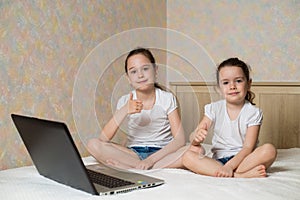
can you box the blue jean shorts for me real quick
[217,155,234,165]
[129,146,161,160]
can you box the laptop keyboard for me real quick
[86,169,135,188]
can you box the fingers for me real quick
[216,171,231,177]
[135,160,153,170]
[193,128,207,143]
[128,93,143,114]
[131,100,143,113]
[135,101,143,111]
[215,166,233,177]
[136,164,148,170]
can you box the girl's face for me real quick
[218,66,251,105]
[126,54,157,91]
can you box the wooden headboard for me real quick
[170,82,300,149]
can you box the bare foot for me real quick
[234,165,267,178]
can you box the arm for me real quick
[98,105,128,142]
[137,108,186,169]
[215,125,260,177]
[99,92,143,142]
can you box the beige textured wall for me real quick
[0,0,166,170]
[166,0,300,83]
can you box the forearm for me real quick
[226,126,260,170]
[100,105,128,141]
[225,147,252,170]
[148,108,186,162]
[147,132,185,164]
[189,131,196,143]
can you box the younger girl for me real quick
[182,58,277,178]
[87,47,186,170]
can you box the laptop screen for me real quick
[11,114,97,194]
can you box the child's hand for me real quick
[135,159,154,170]
[215,165,234,177]
[127,92,143,114]
[191,124,208,145]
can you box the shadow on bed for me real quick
[267,166,289,174]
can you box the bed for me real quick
[1,144,300,200]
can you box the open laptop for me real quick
[11,114,164,196]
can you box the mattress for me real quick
[1,146,300,200]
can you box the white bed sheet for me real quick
[1,147,300,200]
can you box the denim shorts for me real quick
[129,146,161,160]
[217,155,234,165]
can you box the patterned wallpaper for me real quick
[1,0,299,170]
[0,0,166,170]
[167,0,300,82]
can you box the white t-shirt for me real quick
[205,100,263,159]
[116,88,177,148]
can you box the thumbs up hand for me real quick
[127,92,143,114]
[191,122,208,146]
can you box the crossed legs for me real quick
[233,143,277,178]
[87,138,195,170]
[152,144,205,169]
[87,138,141,169]
[182,143,277,178]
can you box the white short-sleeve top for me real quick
[205,100,263,159]
[116,88,177,148]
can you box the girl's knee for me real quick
[87,138,102,153]
[182,150,195,165]
[260,143,277,160]
[188,145,205,154]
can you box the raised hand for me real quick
[192,123,208,145]
[127,92,143,114]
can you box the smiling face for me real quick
[218,66,251,105]
[126,54,157,91]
